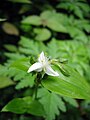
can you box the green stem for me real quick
[33,73,41,100]
[34,79,39,99]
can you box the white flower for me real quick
[27,51,59,76]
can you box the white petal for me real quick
[38,51,46,63]
[45,65,59,76]
[27,62,42,73]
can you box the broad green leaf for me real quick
[22,16,41,26]
[2,96,45,116]
[42,65,90,99]
[47,19,67,33]
[38,88,66,120]
[8,0,31,4]
[34,28,51,41]
[40,10,67,24]
[40,11,67,32]
[40,10,54,20]
[0,76,14,89]
[2,22,19,36]
[23,97,45,116]
[11,58,29,71]
[2,98,26,114]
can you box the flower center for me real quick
[41,59,49,68]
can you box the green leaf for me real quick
[2,22,19,36]
[0,65,9,76]
[56,63,70,77]
[40,10,67,32]
[74,6,83,19]
[42,65,90,99]
[3,67,26,80]
[23,97,45,116]
[47,19,67,33]
[57,0,89,18]
[19,36,33,48]
[4,44,18,52]
[19,4,31,14]
[8,0,31,4]
[40,10,53,20]
[22,16,41,26]
[38,88,66,120]
[78,2,90,14]
[15,75,35,89]
[2,96,45,116]
[19,36,46,55]
[2,98,26,114]
[47,38,61,58]
[13,69,26,81]
[5,53,25,60]
[63,96,78,107]
[34,28,51,41]
[11,58,29,71]
[0,76,14,89]
[67,26,88,42]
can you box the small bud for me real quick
[59,58,68,64]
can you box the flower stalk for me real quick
[33,73,42,99]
